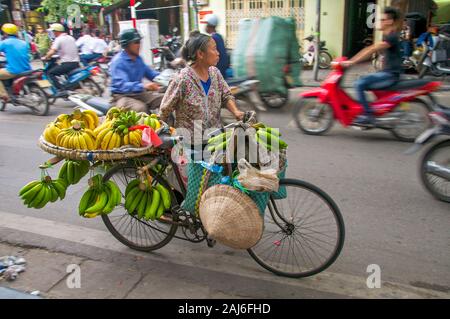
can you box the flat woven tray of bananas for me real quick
[38,107,167,161]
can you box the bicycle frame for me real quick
[301,57,442,127]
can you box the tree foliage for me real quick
[37,0,120,23]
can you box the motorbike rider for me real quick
[80,30,108,66]
[342,7,402,125]
[204,14,229,79]
[42,23,80,97]
[76,27,94,56]
[109,28,163,113]
[0,23,32,103]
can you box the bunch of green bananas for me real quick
[113,110,142,136]
[207,131,232,153]
[19,177,67,209]
[253,123,288,151]
[78,174,122,218]
[124,179,171,221]
[142,114,161,131]
[58,160,90,185]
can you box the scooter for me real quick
[0,68,50,116]
[418,29,450,78]
[300,35,333,70]
[42,56,103,105]
[406,107,450,202]
[293,57,442,142]
[0,53,50,115]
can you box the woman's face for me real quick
[197,38,219,67]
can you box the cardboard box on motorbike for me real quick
[231,16,302,96]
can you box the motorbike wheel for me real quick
[260,92,288,109]
[0,99,5,112]
[294,97,334,135]
[77,78,103,97]
[24,83,49,116]
[319,51,333,69]
[391,99,431,143]
[420,140,450,203]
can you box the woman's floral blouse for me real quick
[159,66,235,141]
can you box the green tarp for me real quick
[232,16,302,95]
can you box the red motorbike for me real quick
[294,57,442,142]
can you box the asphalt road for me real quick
[0,88,449,298]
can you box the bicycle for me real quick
[100,116,345,278]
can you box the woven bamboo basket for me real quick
[199,184,264,250]
[38,136,155,161]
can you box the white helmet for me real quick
[205,14,219,27]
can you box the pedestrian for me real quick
[204,14,230,79]
[34,25,51,57]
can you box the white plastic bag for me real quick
[237,159,279,192]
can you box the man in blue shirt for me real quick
[0,23,32,102]
[205,14,229,79]
[110,29,163,112]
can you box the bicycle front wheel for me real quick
[248,179,345,278]
[101,163,179,252]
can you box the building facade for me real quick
[194,0,440,58]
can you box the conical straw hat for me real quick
[199,185,263,250]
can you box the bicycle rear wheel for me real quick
[248,179,345,278]
[101,163,179,252]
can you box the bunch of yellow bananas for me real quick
[43,121,63,145]
[55,120,97,150]
[54,109,99,131]
[95,127,123,150]
[123,130,143,147]
[125,179,171,221]
[19,176,67,209]
[78,174,122,218]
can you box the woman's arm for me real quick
[159,76,183,122]
[217,69,244,120]
[225,99,244,120]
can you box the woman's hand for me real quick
[233,110,245,121]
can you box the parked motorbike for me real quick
[406,107,450,202]
[418,28,450,79]
[152,30,182,71]
[42,56,103,105]
[293,57,442,142]
[300,35,333,70]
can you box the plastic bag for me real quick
[237,159,279,192]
